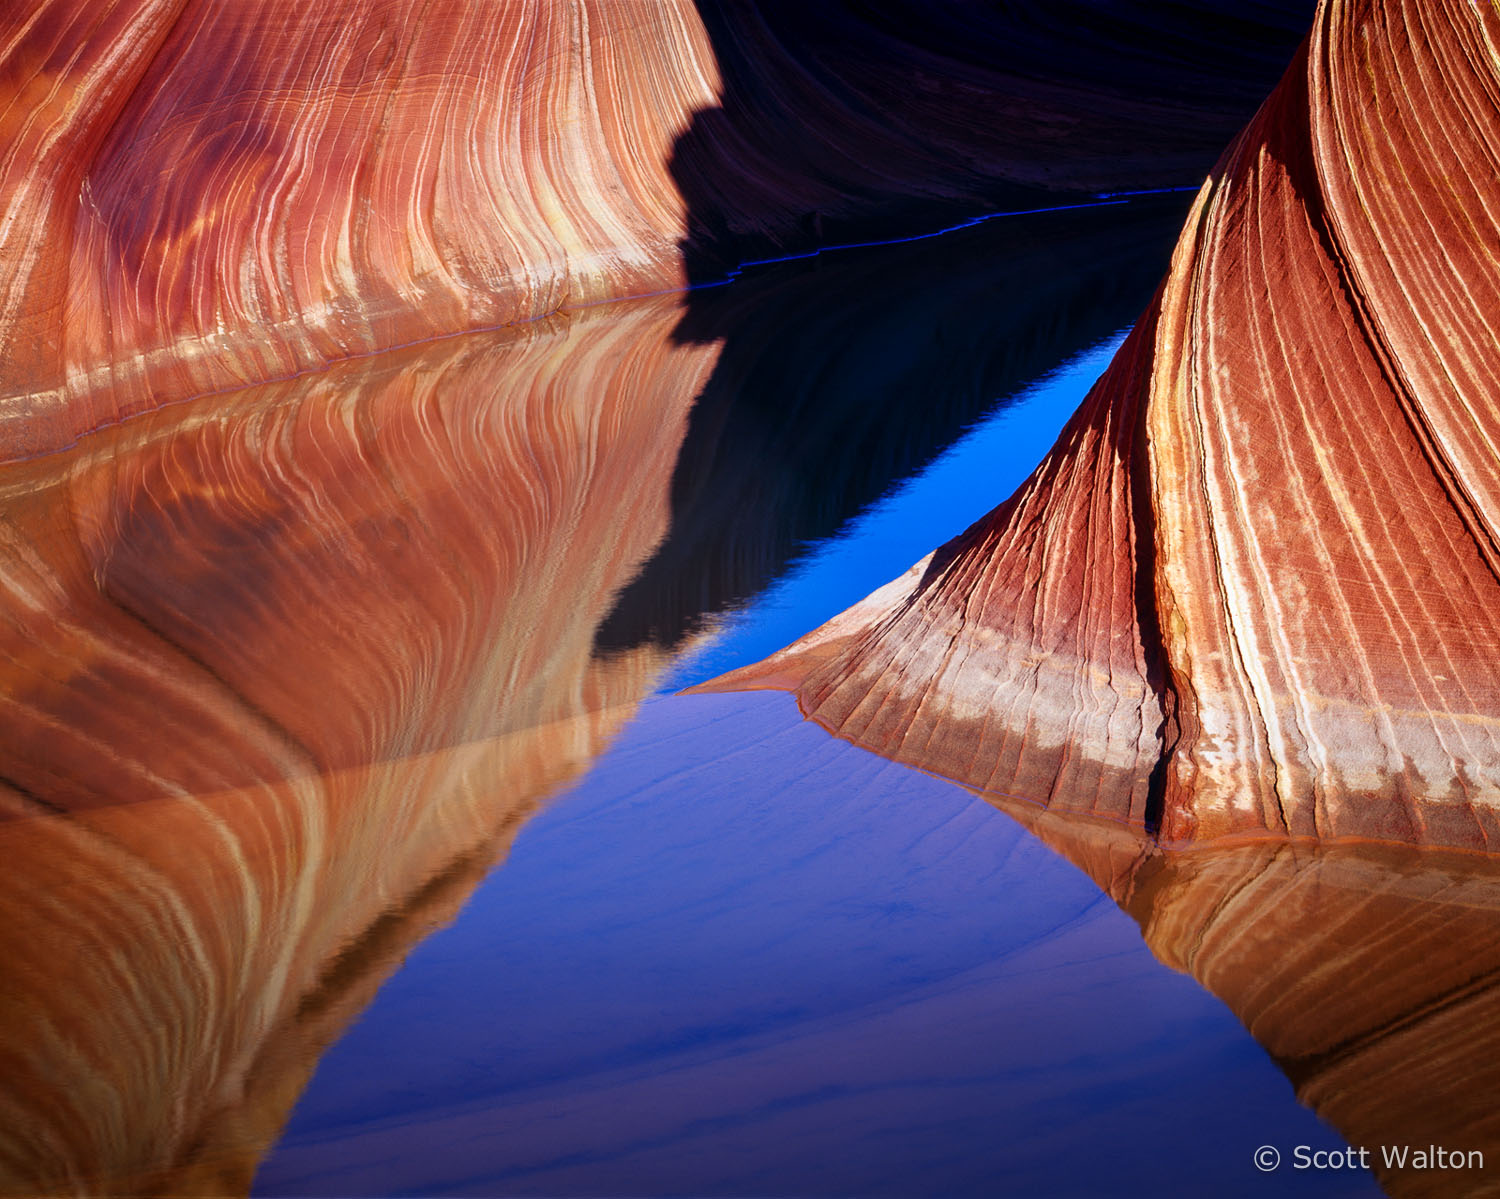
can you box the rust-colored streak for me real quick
[704,0,1500,851]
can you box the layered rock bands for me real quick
[705,0,1500,852]
[0,0,1310,458]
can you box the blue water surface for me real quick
[255,325,1375,1196]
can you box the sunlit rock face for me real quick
[705,0,1500,851]
[0,296,719,1196]
[993,802,1500,1199]
[0,0,1312,458]
[0,0,720,458]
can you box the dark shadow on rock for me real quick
[595,192,1189,655]
[605,0,1317,656]
[668,0,1317,283]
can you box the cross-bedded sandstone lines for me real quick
[0,298,715,1195]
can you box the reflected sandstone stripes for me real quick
[0,296,719,1196]
[995,802,1500,1198]
[0,0,1314,458]
[704,0,1500,851]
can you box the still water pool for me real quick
[251,200,1376,1196]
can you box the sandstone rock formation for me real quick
[0,296,717,1196]
[0,0,1310,459]
[703,0,1500,852]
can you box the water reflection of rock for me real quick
[0,296,718,1196]
[0,193,1193,1195]
[997,800,1500,1198]
[597,195,1187,654]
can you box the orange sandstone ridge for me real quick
[0,0,1310,459]
[702,0,1500,852]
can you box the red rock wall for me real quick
[0,0,719,458]
[707,0,1500,852]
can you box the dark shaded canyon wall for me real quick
[704,0,1500,852]
[0,297,717,1196]
[599,193,1189,654]
[0,0,1312,458]
[670,0,1316,278]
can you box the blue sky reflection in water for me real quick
[255,322,1376,1196]
[658,334,1120,693]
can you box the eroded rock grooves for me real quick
[0,0,1311,458]
[706,0,1500,852]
